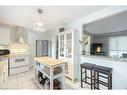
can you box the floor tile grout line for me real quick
[25,71,33,89]
[16,75,19,89]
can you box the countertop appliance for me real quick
[36,40,49,57]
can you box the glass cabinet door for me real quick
[66,33,72,58]
[60,34,65,57]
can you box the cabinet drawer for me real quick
[10,66,29,75]
[10,62,28,68]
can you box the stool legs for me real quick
[108,74,112,89]
[81,67,83,88]
[97,72,99,89]
[85,69,87,82]
[80,67,94,89]
[94,71,99,89]
[94,71,112,90]
[90,69,93,89]
[94,70,95,89]
[81,64,112,90]
[110,74,112,89]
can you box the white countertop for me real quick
[34,57,66,67]
[81,55,127,63]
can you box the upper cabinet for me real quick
[65,32,72,58]
[0,24,28,45]
[59,31,73,59]
[59,33,65,57]
[117,36,127,50]
[0,28,10,45]
[109,37,117,50]
[109,36,127,51]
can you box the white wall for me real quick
[49,7,127,80]
[49,7,127,59]
[51,34,57,58]
[67,6,127,54]
[28,31,49,67]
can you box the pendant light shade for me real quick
[32,9,47,32]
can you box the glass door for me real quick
[60,34,65,57]
[66,32,72,58]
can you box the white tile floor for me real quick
[5,68,90,90]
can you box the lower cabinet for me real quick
[10,65,29,75]
[0,28,10,45]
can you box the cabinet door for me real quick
[65,32,72,58]
[117,36,127,50]
[0,28,10,45]
[59,33,65,57]
[109,37,117,50]
[109,50,118,57]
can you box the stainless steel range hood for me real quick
[9,26,28,54]
[15,26,24,43]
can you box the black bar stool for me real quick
[94,65,112,90]
[80,63,95,89]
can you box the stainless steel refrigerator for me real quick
[36,40,49,57]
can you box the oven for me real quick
[9,54,29,75]
[10,55,28,68]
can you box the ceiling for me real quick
[85,10,127,34]
[0,6,108,32]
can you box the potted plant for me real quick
[79,34,88,55]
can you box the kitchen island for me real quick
[34,57,66,90]
[81,55,127,89]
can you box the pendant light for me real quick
[33,9,47,32]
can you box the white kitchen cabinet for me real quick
[0,28,10,45]
[117,36,127,51]
[109,36,127,58]
[109,37,117,50]
[58,30,79,82]
[109,51,118,58]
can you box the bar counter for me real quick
[81,55,127,89]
